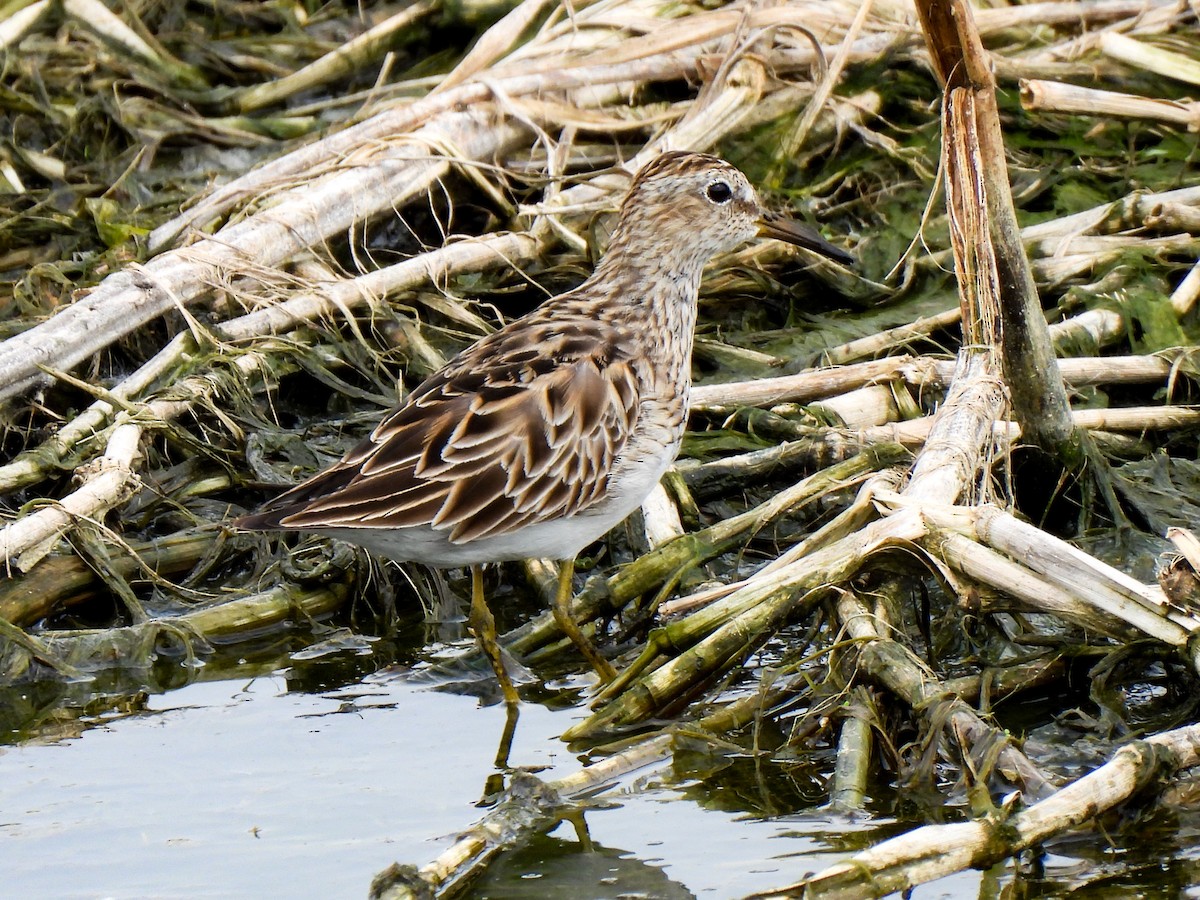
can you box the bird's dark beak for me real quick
[759,212,854,266]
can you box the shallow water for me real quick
[0,637,994,900]
[4,613,1200,899]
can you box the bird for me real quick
[235,151,853,704]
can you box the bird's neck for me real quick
[586,241,703,391]
[596,218,714,287]
[596,226,709,302]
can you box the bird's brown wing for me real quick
[241,321,643,544]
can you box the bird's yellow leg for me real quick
[552,559,617,684]
[469,565,520,706]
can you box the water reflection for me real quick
[474,832,696,900]
[3,612,1200,898]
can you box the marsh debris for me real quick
[3,0,1200,895]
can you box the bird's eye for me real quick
[706,180,733,204]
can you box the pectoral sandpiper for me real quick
[236,151,853,704]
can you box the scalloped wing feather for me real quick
[252,321,644,545]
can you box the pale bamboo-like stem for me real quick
[689,356,913,412]
[829,686,875,812]
[0,109,528,403]
[1018,0,1188,68]
[1047,308,1125,351]
[0,423,143,573]
[232,1,439,113]
[763,722,1200,898]
[1171,259,1200,317]
[930,530,1138,639]
[1167,527,1200,573]
[562,509,930,740]
[1021,184,1200,246]
[881,495,1200,640]
[62,0,206,89]
[1146,200,1200,233]
[661,470,904,615]
[1004,354,1173,386]
[434,0,569,93]
[1020,78,1200,130]
[820,307,962,367]
[810,384,902,429]
[0,0,50,50]
[1034,243,1200,284]
[639,482,685,548]
[1100,31,1200,86]
[0,232,540,497]
[834,591,1054,795]
[691,353,1175,414]
[371,735,676,899]
[853,405,1200,449]
[1032,233,1200,258]
[972,0,1181,33]
[1070,405,1200,431]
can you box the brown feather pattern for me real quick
[247,311,645,544]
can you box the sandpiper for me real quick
[236,151,852,704]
